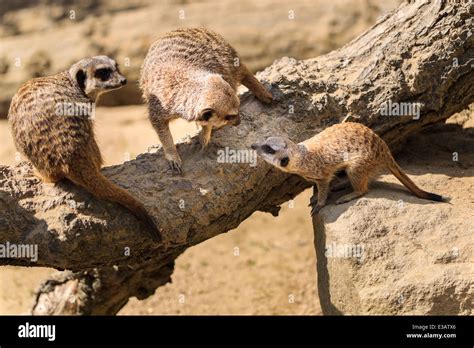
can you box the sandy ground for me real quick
[0,106,320,315]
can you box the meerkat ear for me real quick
[75,70,86,90]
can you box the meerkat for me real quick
[8,56,160,241]
[140,27,273,174]
[251,122,446,214]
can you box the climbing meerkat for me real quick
[8,56,160,240]
[140,27,273,174]
[251,122,446,214]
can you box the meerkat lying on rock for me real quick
[140,27,273,174]
[8,56,160,241]
[251,122,446,215]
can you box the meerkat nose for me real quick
[120,78,127,85]
[251,144,257,150]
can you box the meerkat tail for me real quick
[240,65,272,103]
[386,158,445,202]
[67,168,161,241]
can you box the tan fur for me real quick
[252,122,446,214]
[8,56,160,241]
[140,27,272,174]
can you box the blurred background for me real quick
[0,0,403,314]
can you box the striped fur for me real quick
[252,122,447,214]
[140,28,272,174]
[8,56,160,241]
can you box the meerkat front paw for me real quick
[259,89,273,104]
[165,153,183,175]
[168,159,182,175]
[199,125,212,151]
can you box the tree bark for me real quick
[0,0,472,314]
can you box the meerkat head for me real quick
[251,136,300,173]
[69,56,127,100]
[195,74,240,129]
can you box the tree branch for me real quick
[1,0,473,314]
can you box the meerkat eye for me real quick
[95,68,112,81]
[262,145,275,154]
[280,157,289,167]
[200,110,214,121]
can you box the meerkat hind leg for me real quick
[310,179,330,216]
[34,168,63,184]
[336,170,369,205]
[331,176,350,192]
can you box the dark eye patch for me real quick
[262,144,275,154]
[75,70,86,90]
[94,68,112,81]
[280,157,289,167]
[201,110,213,121]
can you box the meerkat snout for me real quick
[227,114,241,126]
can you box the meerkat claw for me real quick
[309,195,318,207]
[310,204,322,216]
[309,193,322,216]
[260,90,273,104]
[168,160,183,175]
[200,141,208,152]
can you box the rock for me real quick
[315,118,474,315]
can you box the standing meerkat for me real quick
[140,27,273,174]
[251,122,446,214]
[8,56,160,241]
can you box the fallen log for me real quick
[0,0,472,314]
